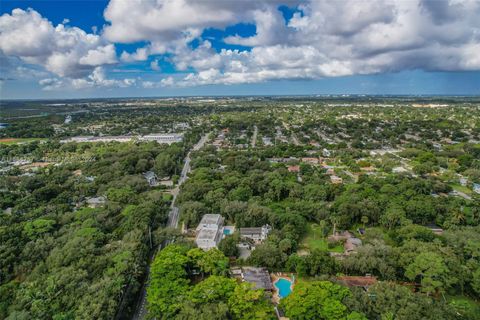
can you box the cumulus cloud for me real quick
[39,67,136,90]
[2,0,480,90]
[0,8,117,78]
[162,0,480,86]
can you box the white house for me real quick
[239,225,271,243]
[195,214,224,250]
[474,183,480,194]
[143,171,158,187]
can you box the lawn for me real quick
[451,184,472,195]
[300,223,344,253]
[0,138,47,145]
[446,295,480,319]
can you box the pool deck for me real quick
[271,273,295,304]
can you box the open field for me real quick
[0,138,47,145]
[300,223,344,253]
[447,295,480,319]
[451,184,473,195]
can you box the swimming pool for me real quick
[275,278,293,298]
[223,229,231,235]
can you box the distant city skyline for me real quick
[1,0,480,99]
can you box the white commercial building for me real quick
[140,134,183,144]
[195,214,224,251]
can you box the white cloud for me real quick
[120,47,150,62]
[3,0,480,90]
[79,44,117,66]
[40,67,136,90]
[150,59,161,71]
[157,0,480,86]
[0,8,117,78]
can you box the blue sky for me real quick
[1,0,479,99]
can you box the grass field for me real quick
[300,223,344,253]
[447,295,480,318]
[0,138,47,145]
[451,184,472,195]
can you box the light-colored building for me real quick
[86,196,106,208]
[288,165,300,173]
[344,237,362,253]
[195,214,224,250]
[62,133,182,144]
[330,175,343,184]
[140,133,183,144]
[474,183,480,194]
[143,171,158,187]
[301,157,320,165]
[239,225,271,243]
[392,166,408,174]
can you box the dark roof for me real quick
[240,227,262,235]
[242,267,273,290]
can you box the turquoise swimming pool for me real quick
[223,229,231,235]
[275,278,293,298]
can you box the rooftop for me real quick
[242,267,274,291]
[198,214,223,226]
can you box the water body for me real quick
[275,278,293,298]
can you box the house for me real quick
[326,168,335,175]
[425,224,444,235]
[301,157,320,165]
[239,225,271,243]
[328,231,353,242]
[86,196,106,208]
[344,237,362,253]
[262,137,273,146]
[474,183,480,194]
[143,171,158,187]
[330,175,343,184]
[392,166,408,174]
[195,214,224,250]
[288,165,300,173]
[232,267,274,291]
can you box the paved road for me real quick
[251,125,258,148]
[132,133,209,320]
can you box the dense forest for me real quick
[1,98,479,319]
[0,135,202,319]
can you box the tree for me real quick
[188,248,229,276]
[154,153,176,177]
[405,252,452,295]
[380,205,406,230]
[471,267,480,295]
[248,243,287,269]
[218,236,239,258]
[180,201,208,228]
[228,282,276,320]
[305,250,337,276]
[349,282,457,320]
[188,276,236,304]
[148,245,190,318]
[361,215,369,228]
[280,281,358,320]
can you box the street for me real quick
[131,133,209,320]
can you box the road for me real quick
[251,125,258,148]
[131,133,209,320]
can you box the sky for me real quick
[1,0,480,99]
